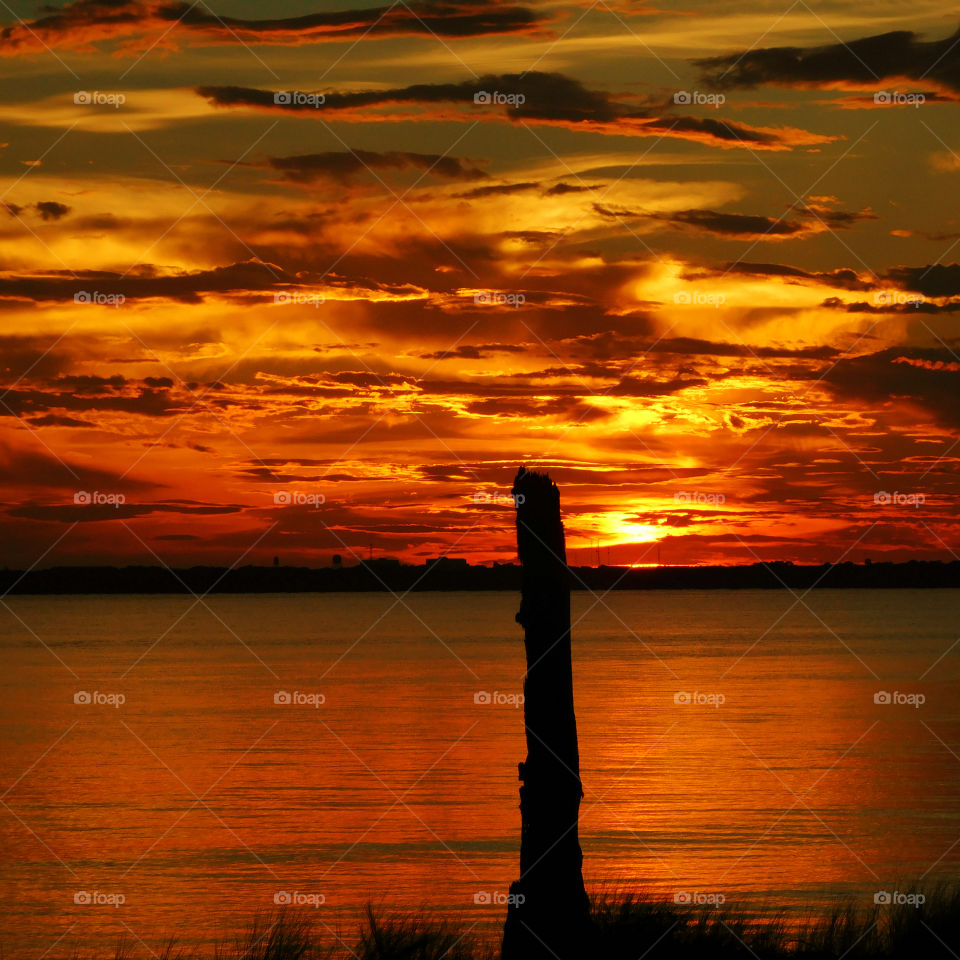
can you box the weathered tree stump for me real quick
[501,467,594,960]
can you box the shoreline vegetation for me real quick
[2,559,959,595]
[60,886,960,959]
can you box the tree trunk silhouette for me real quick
[501,467,594,960]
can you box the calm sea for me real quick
[1,589,958,955]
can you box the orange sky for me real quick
[0,0,958,569]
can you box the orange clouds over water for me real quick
[0,1,958,569]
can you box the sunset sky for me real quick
[1,0,958,569]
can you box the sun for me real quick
[590,511,662,545]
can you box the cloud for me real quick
[0,258,296,304]
[418,343,528,360]
[453,182,540,199]
[652,207,809,238]
[464,397,614,421]
[34,201,71,221]
[594,199,875,240]
[820,346,960,427]
[265,149,487,184]
[8,500,245,523]
[197,73,832,150]
[4,201,71,221]
[0,377,186,420]
[570,335,842,361]
[0,441,159,492]
[0,1,545,54]
[695,26,960,96]
[25,414,95,427]
[886,263,960,298]
[716,262,874,291]
[0,334,74,378]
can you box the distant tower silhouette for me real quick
[332,554,342,567]
[272,555,279,567]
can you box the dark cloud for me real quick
[241,466,326,484]
[628,205,876,240]
[34,201,71,221]
[266,150,486,184]
[0,442,159,492]
[820,347,960,427]
[716,262,874,291]
[161,1,543,41]
[0,334,74,378]
[0,1,544,53]
[544,183,598,196]
[198,73,622,123]
[454,182,539,199]
[696,27,960,95]
[465,397,613,420]
[641,115,780,145]
[25,414,94,427]
[453,181,600,200]
[0,374,186,420]
[654,208,808,237]
[418,343,527,360]
[8,500,244,523]
[0,258,298,304]
[549,333,839,370]
[821,296,960,315]
[4,201,71,221]
[886,263,960,298]
[197,73,816,149]
[647,337,840,361]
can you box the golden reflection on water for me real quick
[1,589,958,955]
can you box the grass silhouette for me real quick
[61,884,960,960]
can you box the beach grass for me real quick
[59,883,960,960]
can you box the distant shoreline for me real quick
[1,559,958,594]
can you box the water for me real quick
[1,589,958,955]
